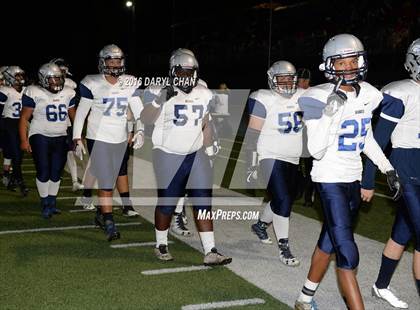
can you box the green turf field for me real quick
[0,156,290,310]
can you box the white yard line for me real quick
[181,298,265,310]
[0,222,141,235]
[110,241,173,249]
[142,265,211,275]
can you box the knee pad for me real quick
[270,196,292,217]
[330,226,359,269]
[157,204,176,216]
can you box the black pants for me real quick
[2,118,23,181]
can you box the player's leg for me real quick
[322,182,364,310]
[48,136,69,215]
[402,184,420,296]
[153,149,188,260]
[372,200,410,308]
[0,123,11,187]
[260,159,299,266]
[188,149,231,266]
[66,126,83,191]
[8,120,27,195]
[116,146,138,217]
[81,166,96,211]
[29,134,52,218]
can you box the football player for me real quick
[19,63,76,218]
[50,58,84,192]
[0,66,28,195]
[140,51,231,265]
[0,66,12,186]
[294,34,401,310]
[168,48,215,237]
[247,60,304,267]
[361,38,420,308]
[73,44,144,241]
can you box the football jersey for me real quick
[73,74,143,143]
[22,85,76,137]
[299,82,391,183]
[145,84,212,155]
[248,88,305,165]
[65,78,77,90]
[383,79,420,149]
[0,85,24,119]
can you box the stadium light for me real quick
[126,1,133,8]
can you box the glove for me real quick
[324,91,346,117]
[205,141,221,168]
[74,140,86,160]
[246,151,258,183]
[386,170,402,201]
[132,130,145,150]
[156,85,178,106]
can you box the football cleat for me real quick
[154,244,173,261]
[104,220,120,242]
[6,177,17,192]
[279,239,300,267]
[72,181,84,192]
[371,284,408,309]
[251,221,272,244]
[2,174,10,187]
[94,210,105,230]
[294,299,318,310]
[171,212,192,236]
[203,248,232,266]
[41,205,52,219]
[181,206,188,225]
[122,206,139,217]
[17,181,29,197]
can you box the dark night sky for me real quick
[4,0,420,88]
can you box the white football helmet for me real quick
[319,34,367,85]
[0,66,7,84]
[98,44,125,77]
[169,52,199,93]
[3,66,25,87]
[267,61,298,95]
[404,38,420,81]
[38,63,65,93]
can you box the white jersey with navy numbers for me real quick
[0,86,24,119]
[249,88,305,165]
[73,74,143,143]
[22,85,76,137]
[382,79,420,149]
[65,78,77,90]
[299,82,393,183]
[145,84,212,155]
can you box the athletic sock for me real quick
[298,279,319,303]
[375,254,399,289]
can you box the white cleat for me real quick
[122,207,139,217]
[171,212,192,236]
[72,182,84,192]
[372,284,408,309]
[83,203,96,211]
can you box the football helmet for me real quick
[98,44,125,77]
[169,52,199,93]
[267,61,298,95]
[0,66,7,82]
[50,58,72,77]
[404,38,420,81]
[38,63,65,93]
[3,66,25,88]
[319,34,367,85]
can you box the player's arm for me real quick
[0,90,7,115]
[67,93,78,124]
[19,93,35,153]
[140,86,177,125]
[72,83,93,141]
[244,97,266,183]
[128,90,146,149]
[298,95,337,160]
[361,94,404,201]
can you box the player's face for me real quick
[297,78,310,89]
[105,58,123,70]
[48,76,64,93]
[14,73,25,90]
[174,67,195,78]
[333,56,358,80]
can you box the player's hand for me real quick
[127,132,134,146]
[132,130,144,150]
[20,140,32,153]
[246,165,258,183]
[74,139,86,160]
[324,91,346,117]
[156,85,178,106]
[386,170,402,201]
[361,188,374,202]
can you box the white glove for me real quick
[324,91,346,117]
[132,130,145,150]
[74,140,86,160]
[205,141,221,157]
